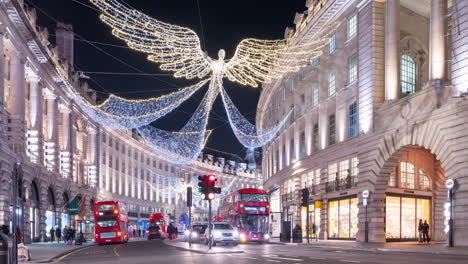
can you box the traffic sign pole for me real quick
[362,190,370,243]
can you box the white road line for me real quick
[268,256,304,261]
[339,260,360,263]
[265,260,281,263]
[239,256,258,260]
[262,255,279,257]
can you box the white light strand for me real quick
[64,79,208,129]
[220,85,290,148]
[136,78,219,164]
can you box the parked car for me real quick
[183,224,208,243]
[205,222,239,246]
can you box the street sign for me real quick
[445,178,454,190]
[362,190,370,199]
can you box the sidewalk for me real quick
[26,241,95,263]
[269,238,468,256]
[163,239,244,254]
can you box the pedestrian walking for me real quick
[71,228,76,242]
[422,220,430,243]
[312,222,318,241]
[49,227,55,243]
[132,228,136,238]
[55,226,62,243]
[66,228,73,245]
[418,219,423,243]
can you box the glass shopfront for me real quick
[301,203,321,238]
[328,197,358,239]
[385,195,431,241]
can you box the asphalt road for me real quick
[57,240,468,264]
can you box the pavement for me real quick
[268,238,468,256]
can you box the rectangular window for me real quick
[312,123,319,152]
[290,138,295,162]
[300,68,305,80]
[300,94,306,115]
[339,160,350,180]
[282,87,286,99]
[329,34,336,54]
[312,83,319,107]
[348,102,357,138]
[315,169,321,185]
[312,57,319,68]
[328,163,338,182]
[276,150,280,172]
[282,145,287,169]
[290,105,295,124]
[347,14,357,40]
[329,113,336,146]
[348,54,357,84]
[290,78,295,91]
[351,157,359,182]
[299,132,305,159]
[328,71,336,96]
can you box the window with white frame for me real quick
[339,160,350,180]
[301,174,308,188]
[291,78,295,91]
[307,171,314,187]
[419,169,430,190]
[283,87,286,99]
[312,83,319,107]
[400,54,417,95]
[312,123,319,152]
[329,34,336,54]
[347,14,357,39]
[328,71,336,96]
[351,157,359,181]
[328,113,336,146]
[315,169,321,185]
[299,132,306,159]
[328,163,338,182]
[400,161,415,189]
[348,54,358,84]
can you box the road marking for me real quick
[52,246,95,263]
[239,256,258,260]
[339,260,360,263]
[265,260,281,263]
[268,256,303,261]
[113,244,122,257]
[262,255,278,257]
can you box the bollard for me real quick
[0,232,13,264]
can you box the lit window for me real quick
[351,157,359,181]
[400,161,415,189]
[347,15,357,39]
[329,34,336,54]
[419,169,430,190]
[348,102,357,138]
[328,113,336,146]
[328,71,336,96]
[315,169,321,185]
[400,54,417,95]
[348,54,358,84]
[312,83,319,107]
[339,160,350,180]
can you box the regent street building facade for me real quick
[258,0,468,245]
[0,0,261,244]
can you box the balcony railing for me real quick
[325,176,357,193]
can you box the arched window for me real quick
[400,55,417,95]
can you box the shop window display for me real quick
[328,198,358,239]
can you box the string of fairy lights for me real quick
[64,0,343,164]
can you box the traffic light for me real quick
[198,174,222,200]
[301,188,309,207]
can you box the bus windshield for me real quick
[240,193,268,202]
[97,204,115,211]
[97,216,117,228]
[237,214,268,233]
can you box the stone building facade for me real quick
[0,0,260,243]
[258,0,468,245]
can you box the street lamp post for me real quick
[362,190,370,243]
[445,178,455,247]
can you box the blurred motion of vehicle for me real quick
[147,213,168,240]
[206,222,239,246]
[183,223,208,243]
[217,188,270,243]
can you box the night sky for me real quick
[26,0,306,158]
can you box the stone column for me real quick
[452,0,468,95]
[27,77,43,164]
[44,89,58,172]
[384,0,400,101]
[87,126,98,187]
[8,51,27,153]
[430,0,447,80]
[59,103,72,178]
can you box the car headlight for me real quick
[233,231,239,237]
[214,231,222,237]
[191,232,198,237]
[264,234,270,240]
[184,230,190,236]
[239,233,246,239]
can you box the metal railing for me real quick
[325,176,357,193]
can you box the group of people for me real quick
[49,226,85,245]
[418,219,431,243]
[130,227,143,238]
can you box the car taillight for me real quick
[95,233,99,238]
[146,230,149,233]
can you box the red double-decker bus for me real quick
[217,188,270,242]
[94,201,129,244]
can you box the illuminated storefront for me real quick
[385,195,431,241]
[328,197,359,239]
[301,201,321,238]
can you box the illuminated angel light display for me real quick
[75,0,339,164]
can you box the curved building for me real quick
[258,0,468,245]
[0,0,260,243]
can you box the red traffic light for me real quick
[207,174,217,182]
